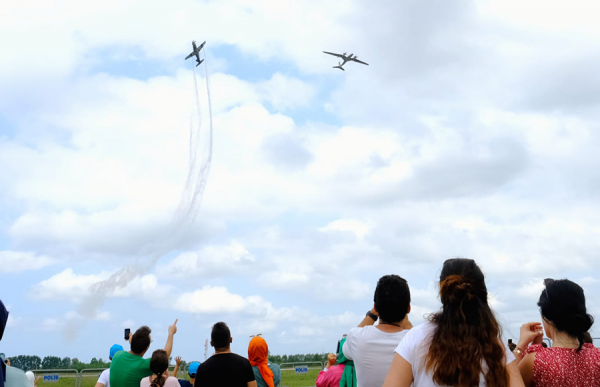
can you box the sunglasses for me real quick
[543,278,554,298]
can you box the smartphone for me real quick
[124,328,130,341]
[336,340,341,355]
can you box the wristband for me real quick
[366,311,378,321]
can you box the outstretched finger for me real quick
[174,318,178,325]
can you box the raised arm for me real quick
[382,353,413,387]
[358,306,378,327]
[164,319,178,358]
[173,356,182,378]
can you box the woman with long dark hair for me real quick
[515,279,600,386]
[140,350,179,387]
[383,258,524,387]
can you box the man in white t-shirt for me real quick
[342,275,412,387]
[95,344,124,387]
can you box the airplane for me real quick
[323,51,369,67]
[333,62,345,71]
[185,40,206,66]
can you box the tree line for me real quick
[8,353,328,372]
[8,356,111,372]
[268,353,328,364]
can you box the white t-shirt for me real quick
[97,369,110,387]
[395,321,516,387]
[342,325,409,387]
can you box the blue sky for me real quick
[3,0,600,364]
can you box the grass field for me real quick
[42,367,321,387]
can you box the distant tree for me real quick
[61,357,72,369]
[9,355,42,371]
[42,356,62,369]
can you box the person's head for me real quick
[538,279,594,350]
[210,322,231,351]
[131,326,152,355]
[248,336,269,364]
[187,362,200,381]
[109,344,124,361]
[426,258,507,387]
[373,275,411,323]
[149,350,169,387]
[248,337,275,387]
[25,371,35,386]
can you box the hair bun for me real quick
[440,275,475,304]
[572,313,594,333]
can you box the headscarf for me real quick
[248,337,274,387]
[337,337,356,387]
[0,299,9,387]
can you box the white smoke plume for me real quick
[65,53,215,339]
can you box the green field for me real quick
[44,367,320,387]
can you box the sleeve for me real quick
[271,364,281,387]
[395,328,416,366]
[342,328,359,361]
[97,370,109,386]
[193,367,203,387]
[315,370,327,387]
[245,360,255,382]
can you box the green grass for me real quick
[42,367,320,387]
[280,368,320,387]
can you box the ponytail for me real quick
[150,373,166,387]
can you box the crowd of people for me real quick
[1,258,599,387]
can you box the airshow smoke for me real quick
[64,55,214,339]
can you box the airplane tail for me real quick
[196,60,204,67]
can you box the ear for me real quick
[210,340,214,347]
[373,302,378,313]
[407,304,411,314]
[229,337,233,344]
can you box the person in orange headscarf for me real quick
[248,336,281,387]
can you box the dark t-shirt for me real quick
[178,380,193,387]
[194,353,255,387]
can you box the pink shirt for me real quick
[527,343,600,387]
[139,376,180,387]
[316,364,345,387]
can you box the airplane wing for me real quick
[323,51,343,58]
[185,52,194,60]
[350,58,369,65]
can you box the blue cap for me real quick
[110,344,124,359]
[188,362,200,376]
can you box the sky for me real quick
[2,0,600,363]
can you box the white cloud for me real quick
[319,219,373,240]
[173,286,253,314]
[31,268,170,304]
[159,241,254,279]
[0,251,55,272]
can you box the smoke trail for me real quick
[181,60,214,225]
[67,52,214,337]
[173,65,204,226]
